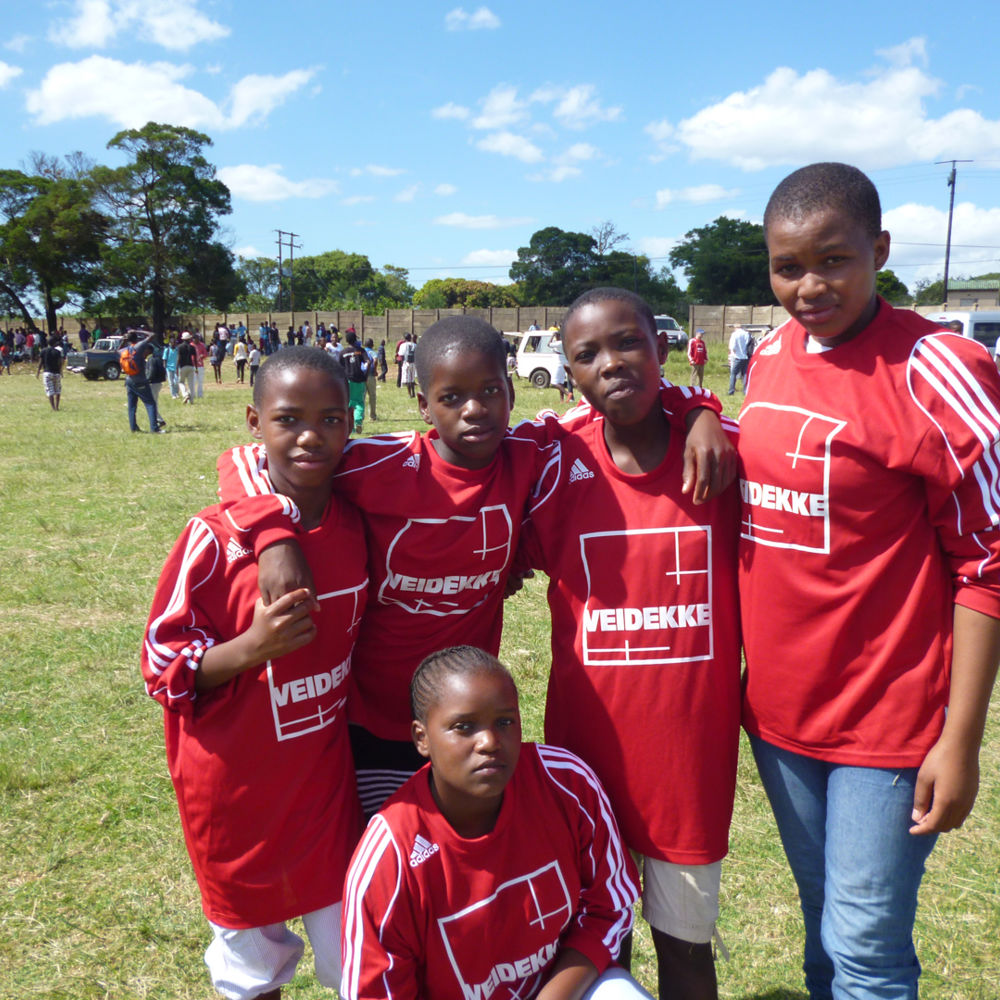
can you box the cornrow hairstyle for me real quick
[411,645,515,723]
[252,344,348,407]
[763,162,882,240]
[561,287,657,340]
[413,316,507,392]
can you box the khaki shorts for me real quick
[205,902,341,1000]
[640,857,721,945]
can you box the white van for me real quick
[922,310,1000,354]
[513,331,564,388]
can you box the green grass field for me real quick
[2,350,998,999]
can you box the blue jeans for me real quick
[749,736,937,1000]
[728,357,748,394]
[126,377,159,431]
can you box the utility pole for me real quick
[935,160,972,305]
[274,230,302,313]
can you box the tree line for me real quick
[3,120,957,336]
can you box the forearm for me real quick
[535,950,598,1000]
[195,632,262,692]
[941,604,1000,752]
[911,604,1000,832]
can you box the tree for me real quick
[232,256,280,312]
[289,251,414,313]
[669,217,772,305]
[590,220,629,256]
[509,227,601,304]
[875,269,911,305]
[413,278,520,309]
[92,122,236,334]
[0,166,107,332]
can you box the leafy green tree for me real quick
[0,167,107,332]
[233,256,280,312]
[290,251,414,313]
[509,227,601,304]
[875,269,911,305]
[92,122,236,334]
[509,225,688,313]
[413,278,520,309]
[913,276,946,306]
[669,217,771,305]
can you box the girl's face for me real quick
[767,206,890,347]
[412,670,521,836]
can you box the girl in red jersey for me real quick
[341,646,653,1000]
[741,163,1000,999]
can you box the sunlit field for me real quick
[2,347,997,999]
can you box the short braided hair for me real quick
[410,646,515,723]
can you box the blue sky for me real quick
[2,0,999,295]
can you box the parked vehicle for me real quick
[65,336,126,380]
[512,331,564,388]
[921,310,1000,353]
[655,315,688,350]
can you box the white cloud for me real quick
[432,101,470,120]
[472,85,526,130]
[528,165,581,183]
[25,56,315,130]
[644,118,677,161]
[49,0,229,52]
[564,142,598,162]
[475,131,543,163]
[235,245,262,259]
[217,164,339,202]
[5,35,31,54]
[228,70,315,128]
[341,195,375,205]
[434,183,457,196]
[445,6,500,31]
[655,184,741,208]
[434,212,533,229]
[674,42,1000,170]
[0,61,22,88]
[877,37,928,68]
[461,248,516,268]
[883,201,1000,284]
[549,84,622,129]
[528,142,600,182]
[350,164,406,177]
[395,184,419,203]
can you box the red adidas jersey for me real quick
[740,301,1000,766]
[219,432,562,740]
[341,744,638,1000]
[688,339,708,365]
[141,496,368,928]
[518,416,742,863]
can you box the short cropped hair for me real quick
[764,162,882,240]
[252,345,348,407]
[561,287,657,339]
[410,645,515,723]
[414,316,507,391]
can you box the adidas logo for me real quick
[409,834,439,867]
[226,538,252,564]
[568,458,595,483]
[403,454,420,471]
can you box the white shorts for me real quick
[205,902,341,1000]
[640,858,721,945]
